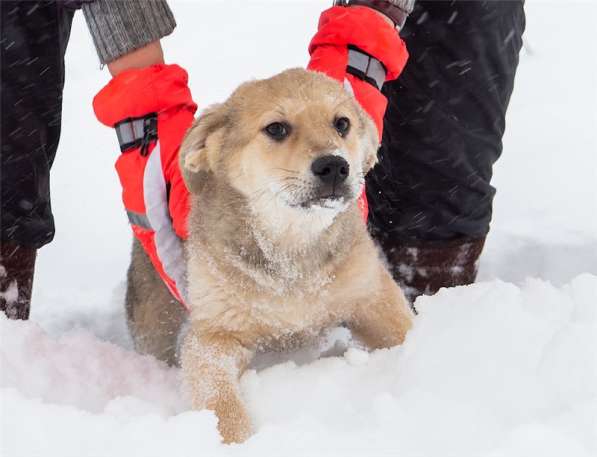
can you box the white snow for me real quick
[3,276,597,456]
[2,1,596,456]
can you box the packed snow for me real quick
[2,1,596,456]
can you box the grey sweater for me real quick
[80,0,414,65]
[81,0,176,65]
[392,0,415,16]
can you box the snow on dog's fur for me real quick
[125,69,413,443]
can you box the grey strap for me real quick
[347,47,387,91]
[116,118,145,149]
[115,114,158,154]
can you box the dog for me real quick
[125,68,413,443]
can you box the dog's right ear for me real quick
[180,103,227,192]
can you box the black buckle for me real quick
[115,113,158,156]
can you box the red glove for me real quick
[307,6,409,219]
[93,64,197,306]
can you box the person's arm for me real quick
[106,40,164,77]
[308,3,410,136]
[81,0,175,74]
[307,1,414,220]
[82,0,194,305]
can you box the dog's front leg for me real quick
[348,268,414,350]
[180,328,254,443]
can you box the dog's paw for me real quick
[216,397,252,444]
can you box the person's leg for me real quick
[367,0,525,302]
[1,1,74,319]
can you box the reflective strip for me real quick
[116,118,146,149]
[347,48,386,91]
[126,210,152,230]
[143,143,188,304]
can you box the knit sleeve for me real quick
[391,0,415,16]
[82,0,176,65]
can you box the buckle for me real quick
[115,113,158,156]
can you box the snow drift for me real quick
[2,275,596,456]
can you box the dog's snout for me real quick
[311,155,349,184]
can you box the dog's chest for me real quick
[187,231,359,341]
[248,289,337,329]
[190,261,341,337]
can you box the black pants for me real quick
[1,1,74,249]
[0,1,525,249]
[367,1,525,245]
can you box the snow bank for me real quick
[3,275,596,457]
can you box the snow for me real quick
[2,1,596,456]
[3,276,597,456]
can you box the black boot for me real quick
[0,243,37,320]
[379,237,486,305]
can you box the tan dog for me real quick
[125,69,413,443]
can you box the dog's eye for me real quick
[334,117,351,137]
[264,122,290,141]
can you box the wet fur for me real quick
[125,69,413,443]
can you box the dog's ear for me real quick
[360,113,380,174]
[179,103,227,192]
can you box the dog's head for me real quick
[180,69,378,235]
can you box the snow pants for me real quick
[1,1,525,250]
[367,1,525,245]
[1,1,75,248]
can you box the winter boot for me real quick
[0,243,37,320]
[379,237,486,305]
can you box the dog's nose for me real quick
[311,155,349,184]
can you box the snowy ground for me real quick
[2,1,597,456]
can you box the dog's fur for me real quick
[126,69,413,443]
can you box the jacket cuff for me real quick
[82,0,176,65]
[309,6,409,81]
[93,64,197,127]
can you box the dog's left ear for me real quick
[361,114,380,174]
[179,103,228,192]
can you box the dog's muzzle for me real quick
[297,155,353,209]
